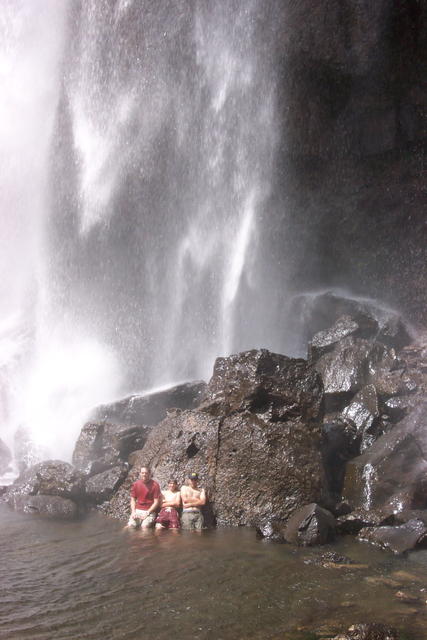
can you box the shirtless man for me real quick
[127,466,161,528]
[180,472,206,530]
[155,479,181,530]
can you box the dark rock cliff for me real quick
[271,0,426,324]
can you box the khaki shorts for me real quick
[181,509,204,530]
[128,509,157,528]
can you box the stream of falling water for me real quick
[0,1,284,468]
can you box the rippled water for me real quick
[1,505,426,640]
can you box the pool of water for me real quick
[1,505,426,640]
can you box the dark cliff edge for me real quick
[270,0,426,325]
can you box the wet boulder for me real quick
[292,291,412,352]
[308,315,363,361]
[201,348,324,422]
[85,464,128,503]
[7,494,79,520]
[283,503,336,545]
[103,349,329,528]
[342,402,427,511]
[337,507,395,534]
[90,381,207,426]
[72,422,152,476]
[0,438,12,475]
[313,337,395,410]
[341,385,381,451]
[358,519,427,554]
[3,460,86,503]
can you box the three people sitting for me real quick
[127,467,207,530]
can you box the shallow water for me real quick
[1,506,426,640]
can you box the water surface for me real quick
[1,506,426,639]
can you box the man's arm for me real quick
[181,488,206,507]
[130,496,136,517]
[147,497,161,515]
[162,492,181,508]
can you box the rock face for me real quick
[72,422,151,476]
[358,519,427,554]
[343,402,427,511]
[85,465,128,503]
[103,349,329,530]
[90,381,207,426]
[283,503,336,546]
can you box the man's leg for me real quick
[193,512,204,530]
[181,511,192,530]
[141,513,157,528]
[127,514,141,528]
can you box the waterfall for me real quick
[362,463,377,510]
[1,0,286,468]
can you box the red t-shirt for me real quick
[130,479,161,510]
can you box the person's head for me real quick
[140,467,151,483]
[188,471,199,488]
[168,479,178,492]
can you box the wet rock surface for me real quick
[201,348,323,423]
[3,460,85,502]
[337,508,396,535]
[90,381,207,426]
[343,401,427,511]
[5,301,426,555]
[7,494,80,520]
[103,349,328,529]
[72,422,152,476]
[331,622,400,640]
[358,519,427,554]
[85,465,128,503]
[283,503,336,546]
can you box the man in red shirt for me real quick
[127,466,161,528]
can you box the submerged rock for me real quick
[90,381,207,426]
[7,494,80,520]
[283,503,336,545]
[358,519,427,554]
[331,622,400,640]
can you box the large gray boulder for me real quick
[343,402,427,511]
[294,292,412,354]
[358,519,427,554]
[313,337,396,409]
[102,349,329,529]
[90,381,207,426]
[72,422,151,476]
[3,460,86,503]
[7,494,80,520]
[283,503,336,546]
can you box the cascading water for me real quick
[1,1,289,469]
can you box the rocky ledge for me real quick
[2,293,426,552]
